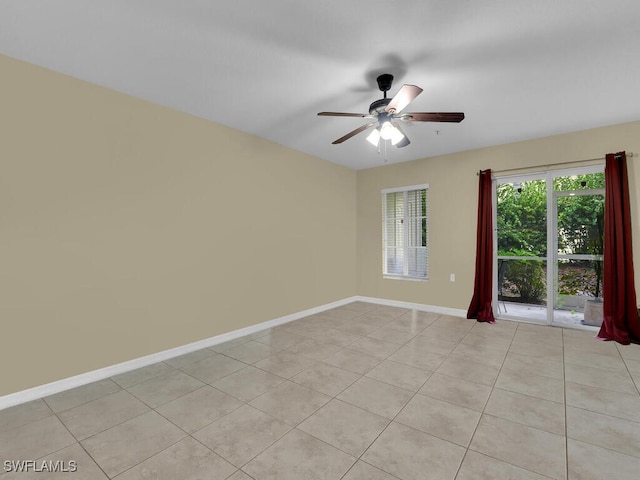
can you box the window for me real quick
[382,184,428,280]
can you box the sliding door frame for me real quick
[493,164,605,327]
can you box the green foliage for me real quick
[497,172,605,303]
[500,255,546,304]
[557,261,602,297]
[556,175,605,298]
[558,267,582,295]
[497,181,547,257]
[557,195,604,255]
[507,260,546,304]
[554,173,605,191]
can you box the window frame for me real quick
[381,183,429,281]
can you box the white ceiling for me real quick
[1,1,639,170]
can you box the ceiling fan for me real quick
[318,74,464,148]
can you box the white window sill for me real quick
[383,275,428,282]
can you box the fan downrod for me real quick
[369,74,394,113]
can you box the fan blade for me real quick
[332,122,377,144]
[385,85,423,113]
[402,112,465,122]
[318,112,370,117]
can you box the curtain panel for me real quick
[467,169,495,323]
[597,152,640,344]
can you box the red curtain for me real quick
[597,152,640,344]
[467,169,495,323]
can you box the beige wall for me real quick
[0,55,357,396]
[357,121,640,310]
[3,52,639,399]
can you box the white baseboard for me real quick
[0,296,359,411]
[0,296,467,411]
[354,295,468,318]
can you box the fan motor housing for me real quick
[369,98,391,115]
[376,74,394,93]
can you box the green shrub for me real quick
[504,259,546,304]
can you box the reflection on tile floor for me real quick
[1,301,640,479]
[497,301,601,329]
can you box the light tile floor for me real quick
[1,302,640,479]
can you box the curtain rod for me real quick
[478,152,635,176]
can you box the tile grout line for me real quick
[224,308,407,476]
[7,304,639,479]
[425,318,493,480]
[457,321,572,479]
[343,350,436,476]
[50,408,112,480]
[340,314,497,479]
[617,343,640,397]
[332,309,440,479]
[563,332,640,463]
[452,319,518,480]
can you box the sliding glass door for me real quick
[552,177,605,327]
[494,166,605,328]
[495,175,549,323]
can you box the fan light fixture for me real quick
[366,128,381,146]
[388,123,406,145]
[367,121,405,147]
[317,73,465,149]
